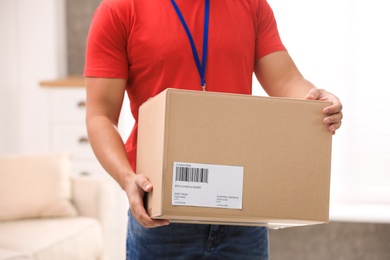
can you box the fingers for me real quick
[127,174,170,228]
[322,95,343,134]
[323,102,343,115]
[304,88,343,134]
[324,108,343,125]
[131,202,169,228]
[324,115,342,134]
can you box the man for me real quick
[84,0,343,259]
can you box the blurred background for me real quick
[0,0,389,259]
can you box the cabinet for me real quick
[41,77,133,177]
[47,86,107,177]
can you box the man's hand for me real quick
[305,88,343,135]
[126,174,170,228]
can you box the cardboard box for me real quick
[137,89,332,228]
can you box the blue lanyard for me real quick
[171,0,210,91]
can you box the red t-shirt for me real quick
[84,0,286,170]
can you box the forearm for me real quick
[276,76,317,99]
[255,51,317,99]
[87,115,134,190]
[84,77,133,190]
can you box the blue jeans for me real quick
[126,212,269,259]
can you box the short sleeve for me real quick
[255,0,286,60]
[84,2,129,79]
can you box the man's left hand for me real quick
[305,88,343,135]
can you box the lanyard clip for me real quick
[201,79,206,91]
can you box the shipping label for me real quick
[172,162,243,209]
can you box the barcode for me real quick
[175,166,209,183]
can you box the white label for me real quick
[172,162,243,209]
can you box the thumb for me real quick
[304,88,321,100]
[136,174,153,192]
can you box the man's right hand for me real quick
[125,173,170,228]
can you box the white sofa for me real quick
[0,153,116,260]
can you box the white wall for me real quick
[0,0,21,153]
[0,0,67,153]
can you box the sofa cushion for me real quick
[0,249,31,260]
[0,217,103,260]
[0,153,78,221]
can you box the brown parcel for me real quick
[136,89,332,229]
